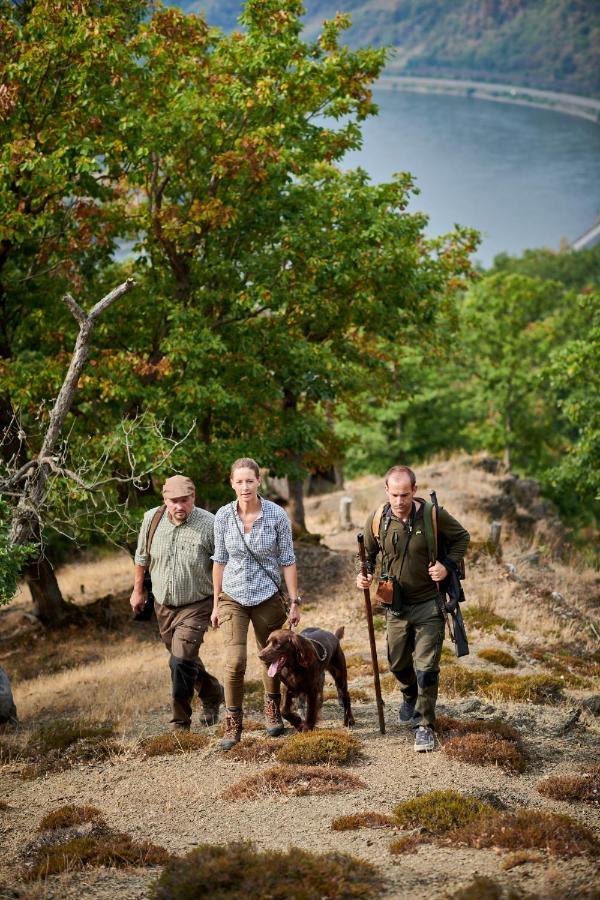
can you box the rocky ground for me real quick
[0,456,598,899]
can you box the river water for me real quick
[344,89,600,266]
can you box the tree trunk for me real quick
[288,476,307,534]
[24,555,69,627]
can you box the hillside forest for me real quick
[0,0,599,624]
[181,0,600,97]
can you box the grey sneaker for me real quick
[398,699,422,726]
[414,725,435,752]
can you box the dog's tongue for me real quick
[267,656,286,678]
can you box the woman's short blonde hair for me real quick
[230,457,260,479]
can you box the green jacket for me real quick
[364,500,470,607]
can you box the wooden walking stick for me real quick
[357,533,386,735]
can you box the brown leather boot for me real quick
[264,692,284,737]
[219,707,243,751]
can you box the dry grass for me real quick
[450,809,599,857]
[448,876,525,899]
[216,717,263,736]
[435,715,521,741]
[444,733,526,774]
[276,729,362,766]
[243,679,265,711]
[151,841,384,899]
[18,719,122,779]
[439,666,564,703]
[221,765,366,800]
[392,790,494,835]
[138,732,209,757]
[528,648,599,688]
[345,653,386,676]
[463,607,516,633]
[501,851,543,870]
[537,766,600,804]
[379,673,398,694]
[227,738,281,763]
[39,804,105,831]
[24,832,173,880]
[323,687,370,703]
[477,648,518,668]
[331,811,394,831]
[28,719,115,753]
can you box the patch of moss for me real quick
[20,733,121,779]
[439,666,494,697]
[477,648,518,668]
[227,738,280,763]
[463,608,515,633]
[221,765,365,800]
[27,719,114,753]
[276,729,362,766]
[25,832,174,880]
[528,649,598,688]
[451,809,599,857]
[444,733,526,774]
[435,715,521,742]
[392,790,494,835]
[139,732,209,758]
[495,630,517,645]
[331,811,394,831]
[39,804,105,831]
[151,841,384,899]
[537,766,600,804]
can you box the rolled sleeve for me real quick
[211,509,229,565]
[276,512,296,567]
[133,512,152,567]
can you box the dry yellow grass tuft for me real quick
[477,648,518,668]
[323,687,370,703]
[39,804,105,831]
[501,850,543,870]
[537,766,600,804]
[151,841,384,899]
[138,732,209,758]
[19,719,122,779]
[331,811,394,831]
[393,790,494,835]
[447,875,523,899]
[463,607,516,633]
[221,764,366,800]
[276,729,362,766]
[439,666,564,703]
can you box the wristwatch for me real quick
[289,596,302,606]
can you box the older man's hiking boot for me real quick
[219,707,243,751]
[201,683,225,727]
[264,692,285,737]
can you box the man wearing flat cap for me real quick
[130,475,224,730]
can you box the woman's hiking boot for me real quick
[264,692,285,737]
[219,707,243,751]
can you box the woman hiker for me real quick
[211,457,301,750]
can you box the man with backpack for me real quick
[356,465,470,751]
[130,475,224,731]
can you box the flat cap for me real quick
[162,475,195,498]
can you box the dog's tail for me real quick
[334,626,345,640]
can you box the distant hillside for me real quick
[175,0,600,98]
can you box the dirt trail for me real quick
[1,458,599,899]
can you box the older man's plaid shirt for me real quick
[134,506,215,607]
[212,498,296,606]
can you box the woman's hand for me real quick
[210,607,220,629]
[288,601,301,627]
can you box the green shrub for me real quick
[151,842,384,899]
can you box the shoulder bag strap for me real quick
[229,503,288,601]
[145,505,166,572]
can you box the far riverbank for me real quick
[378,75,600,124]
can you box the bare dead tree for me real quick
[4,278,135,625]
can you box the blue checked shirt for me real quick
[212,497,296,606]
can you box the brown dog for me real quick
[259,626,355,731]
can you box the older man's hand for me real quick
[428,561,448,583]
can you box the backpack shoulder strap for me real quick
[145,505,166,569]
[371,503,387,547]
[422,500,438,565]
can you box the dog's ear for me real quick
[291,633,311,667]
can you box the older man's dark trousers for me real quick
[155,597,222,729]
[386,597,445,727]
